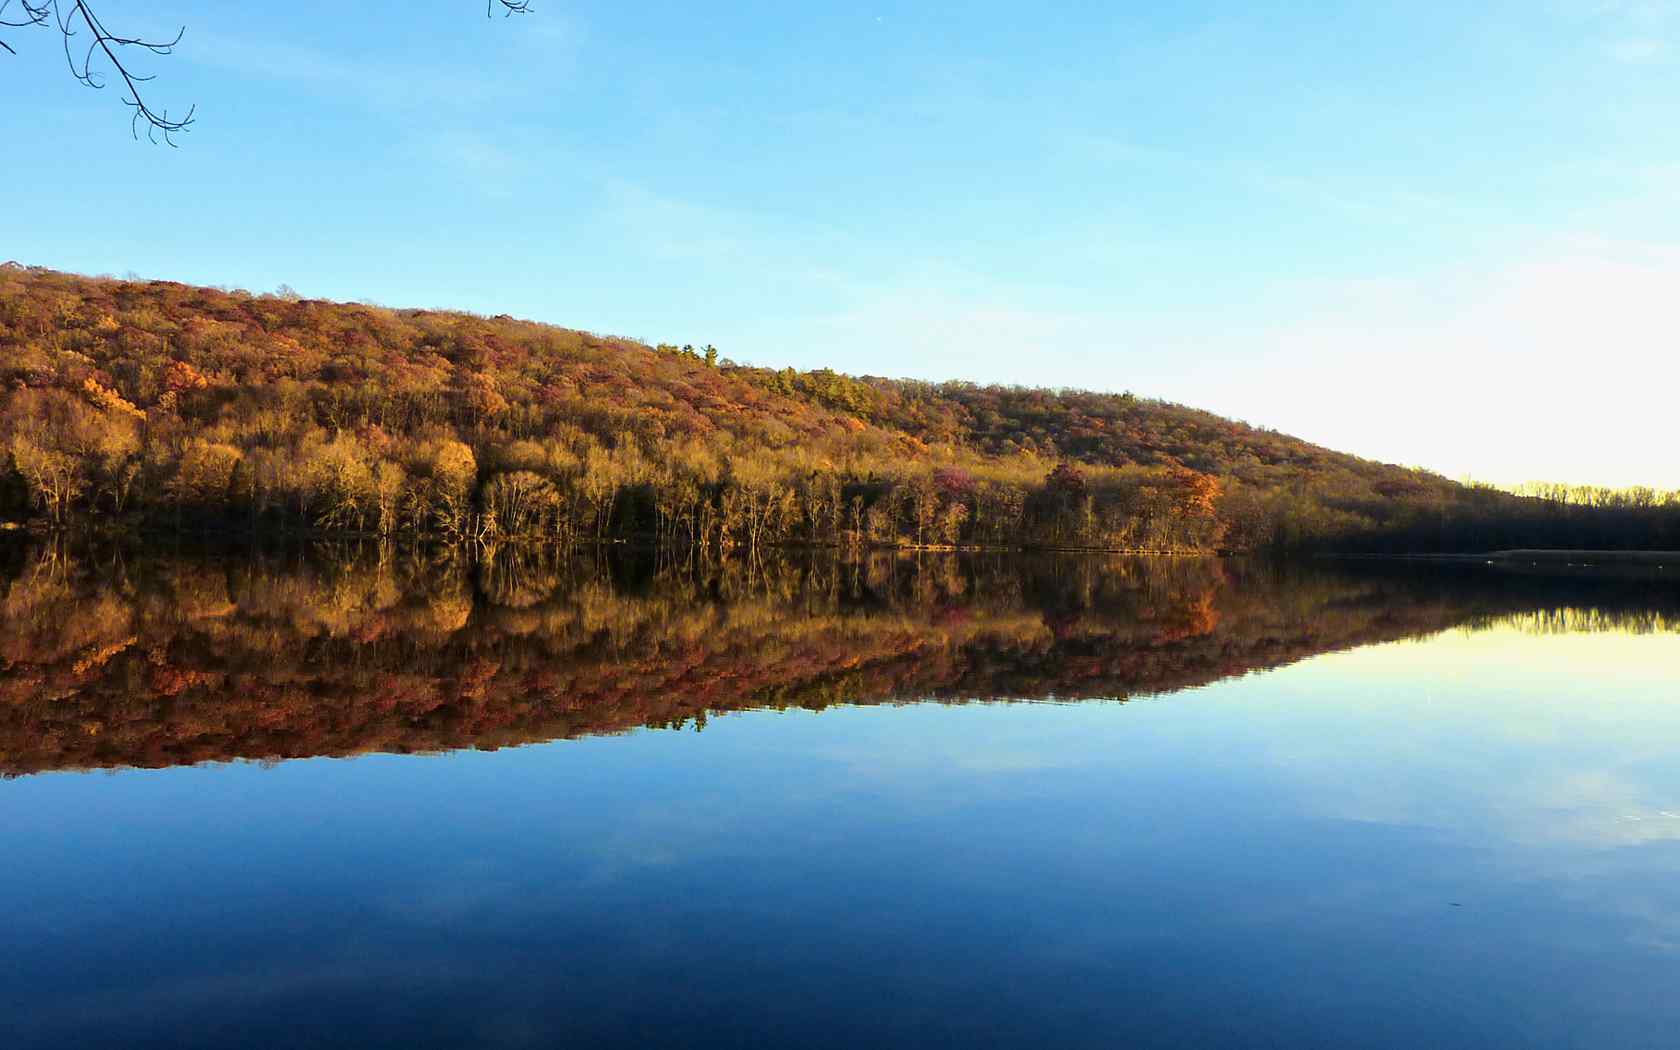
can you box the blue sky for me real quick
[4,2,1677,486]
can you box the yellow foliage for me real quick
[80,377,145,420]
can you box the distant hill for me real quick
[1,264,1674,552]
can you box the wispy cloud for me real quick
[597,179,857,291]
[181,14,583,113]
[183,29,513,109]
[807,286,1134,385]
[1605,35,1669,61]
[1575,0,1680,62]
[1244,170,1461,224]
[183,22,583,194]
[419,130,530,194]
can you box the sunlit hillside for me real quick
[3,264,1675,552]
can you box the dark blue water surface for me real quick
[4,551,1680,1048]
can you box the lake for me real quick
[3,544,1679,1048]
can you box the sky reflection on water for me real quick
[3,553,1679,1048]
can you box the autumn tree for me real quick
[482,470,562,539]
[10,433,83,523]
[168,441,243,511]
[406,438,479,539]
[301,434,375,530]
[3,387,140,523]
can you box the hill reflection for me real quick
[1,543,1674,776]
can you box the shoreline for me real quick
[1325,549,1679,565]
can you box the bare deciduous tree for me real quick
[1,1,534,144]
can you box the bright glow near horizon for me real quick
[3,2,1676,487]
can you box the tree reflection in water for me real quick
[0,540,1674,776]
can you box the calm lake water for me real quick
[3,545,1679,1048]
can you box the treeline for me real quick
[1501,481,1680,510]
[2,264,1676,553]
[0,374,1232,552]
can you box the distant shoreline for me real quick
[1330,549,1676,564]
[1323,550,1678,581]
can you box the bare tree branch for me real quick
[2,0,191,143]
[2,2,535,143]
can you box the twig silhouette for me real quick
[2,2,535,142]
[1,0,192,143]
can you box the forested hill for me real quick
[1,264,1673,552]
